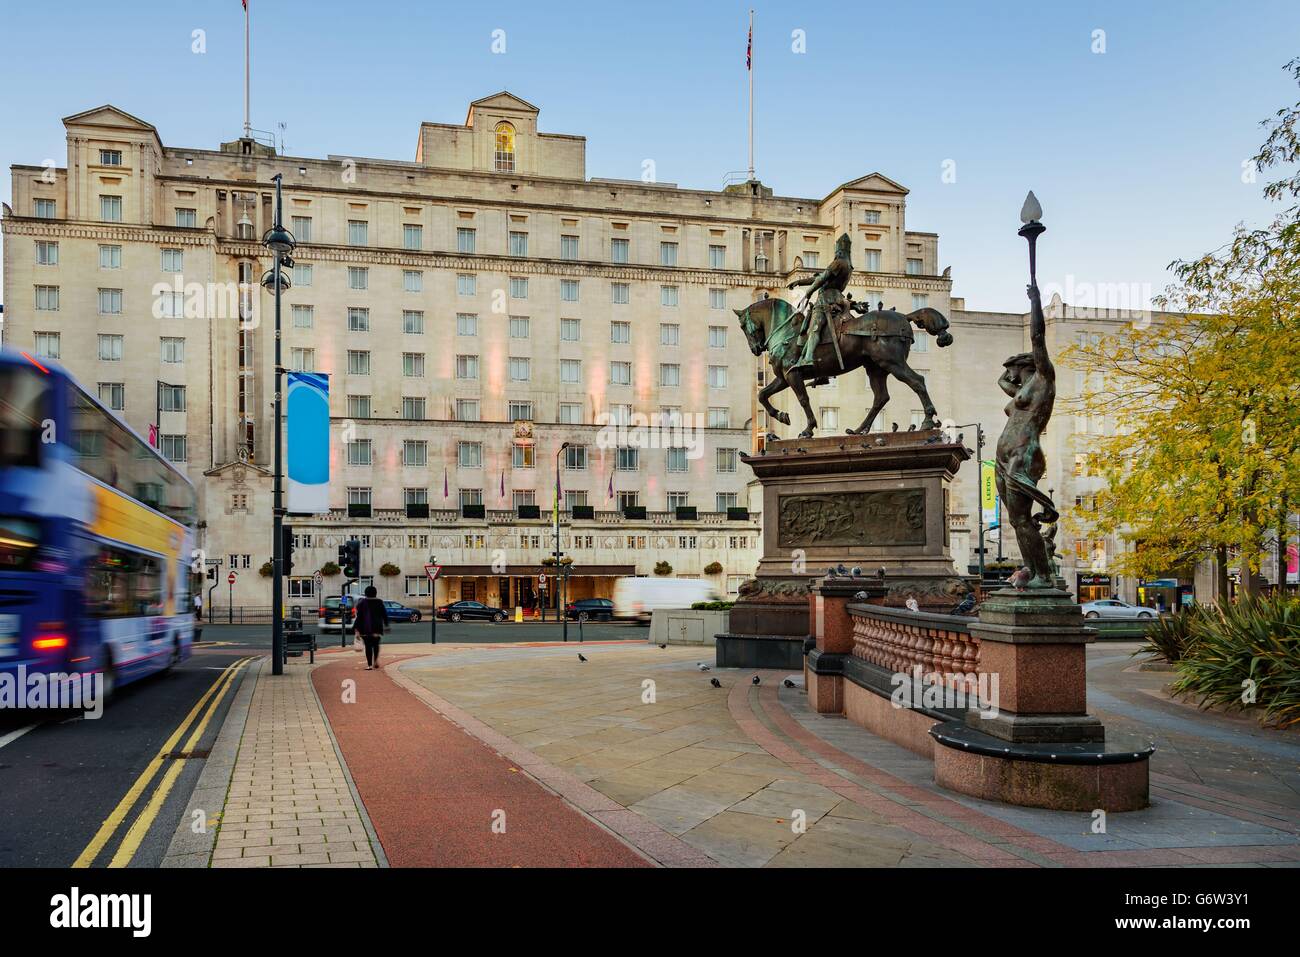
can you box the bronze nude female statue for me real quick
[994,282,1059,588]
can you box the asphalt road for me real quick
[200,618,645,646]
[0,643,252,867]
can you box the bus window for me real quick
[0,363,50,468]
[86,547,164,618]
[0,516,40,571]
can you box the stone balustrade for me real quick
[848,603,980,692]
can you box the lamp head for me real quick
[1019,190,1043,224]
[262,225,296,254]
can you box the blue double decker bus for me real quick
[0,349,197,702]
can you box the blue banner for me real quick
[287,372,329,514]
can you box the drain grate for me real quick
[162,749,211,760]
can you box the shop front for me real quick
[1137,577,1194,612]
[1076,573,1113,604]
[435,563,636,614]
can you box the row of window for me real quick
[31,333,184,364]
[339,395,737,428]
[342,485,743,514]
[342,439,740,473]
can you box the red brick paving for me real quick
[312,657,650,868]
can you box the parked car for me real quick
[382,600,422,623]
[1081,598,1156,620]
[436,600,508,623]
[565,598,614,621]
[318,595,355,633]
[612,577,719,624]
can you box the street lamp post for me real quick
[952,422,987,585]
[555,442,569,642]
[262,173,296,675]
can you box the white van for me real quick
[613,577,720,624]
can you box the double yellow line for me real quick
[73,656,253,868]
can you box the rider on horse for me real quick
[787,233,853,374]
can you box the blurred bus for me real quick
[0,349,197,701]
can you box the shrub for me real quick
[320,561,341,577]
[1170,595,1300,728]
[691,600,735,610]
[379,563,401,577]
[1138,605,1203,663]
[258,561,273,578]
[653,561,673,576]
[703,561,724,575]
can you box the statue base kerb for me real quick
[716,430,972,670]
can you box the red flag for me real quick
[242,0,248,9]
[746,25,752,70]
[607,470,614,500]
[148,423,158,447]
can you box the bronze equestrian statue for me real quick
[733,235,953,439]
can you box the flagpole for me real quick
[747,9,754,181]
[243,0,251,138]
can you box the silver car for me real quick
[1081,598,1156,620]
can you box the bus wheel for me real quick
[165,638,181,670]
[101,657,118,702]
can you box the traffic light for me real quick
[281,525,295,574]
[342,539,360,579]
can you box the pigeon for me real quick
[783,678,796,689]
[956,433,964,445]
[697,663,711,672]
[907,424,917,432]
[710,677,722,688]
[578,653,588,662]
[752,675,761,685]
[874,437,887,446]
[835,563,848,576]
[658,643,667,649]
[826,566,837,577]
[851,566,862,576]
[891,422,899,432]
[853,590,869,601]
[795,447,808,455]
[877,566,887,581]
[1007,566,1032,591]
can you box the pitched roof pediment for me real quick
[828,172,909,198]
[62,105,163,149]
[465,91,539,125]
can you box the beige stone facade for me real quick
[2,92,1160,611]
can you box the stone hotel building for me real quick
[2,92,1167,612]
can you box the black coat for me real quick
[353,597,389,635]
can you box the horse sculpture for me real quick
[734,297,953,438]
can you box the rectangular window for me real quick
[348,440,373,466]
[99,149,123,166]
[561,235,579,260]
[35,241,58,266]
[560,359,582,384]
[803,252,820,268]
[34,198,56,218]
[347,395,372,418]
[160,248,183,273]
[709,245,726,269]
[560,318,581,341]
[864,210,881,224]
[97,334,123,361]
[617,448,639,471]
[863,249,882,271]
[611,238,629,263]
[667,492,690,510]
[509,317,530,339]
[716,448,738,472]
[160,384,186,412]
[513,490,537,508]
[403,353,425,377]
[660,285,679,307]
[717,492,739,511]
[98,244,121,269]
[508,401,533,421]
[660,323,679,346]
[457,228,476,254]
[293,262,313,286]
[161,435,187,462]
[509,277,528,299]
[508,357,531,382]
[819,407,840,430]
[403,441,428,467]
[560,279,579,302]
[707,407,730,428]
[559,403,582,424]
[404,488,428,506]
[709,288,726,310]
[457,313,478,336]
[403,310,424,334]
[159,290,184,319]
[660,363,681,387]
[906,258,923,275]
[97,289,123,315]
[660,242,678,266]
[347,266,368,290]
[611,321,631,344]
[175,208,196,228]
[611,282,630,304]
[347,307,370,332]
[98,382,125,411]
[347,350,371,375]
[708,326,727,348]
[458,442,482,468]
[457,273,476,296]
[291,216,313,242]
[509,231,528,257]
[100,196,122,222]
[161,337,185,363]
[292,305,314,328]
[347,488,372,507]
[403,270,423,293]
[456,355,479,379]
[563,445,588,470]
[512,444,535,469]
[708,365,728,389]
[35,285,60,311]
[913,330,929,353]
[455,398,478,421]
[404,397,428,420]
[403,224,423,250]
[609,361,632,386]
[347,220,368,246]
[290,348,315,372]
[666,447,688,472]
[911,293,929,310]
[34,332,60,359]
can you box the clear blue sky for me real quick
[1,0,1295,312]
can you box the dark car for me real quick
[382,600,422,623]
[436,600,508,623]
[566,598,614,621]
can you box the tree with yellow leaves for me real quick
[1065,58,1300,601]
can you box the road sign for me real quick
[227,571,237,585]
[423,563,441,581]
[538,573,547,586]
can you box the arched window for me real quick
[494,122,515,173]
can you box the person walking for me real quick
[354,585,390,670]
[193,593,202,621]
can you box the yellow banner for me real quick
[980,459,999,524]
